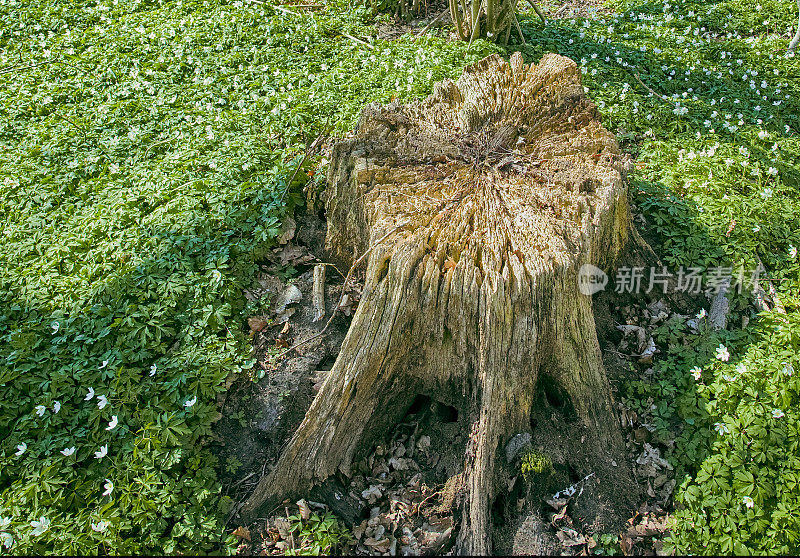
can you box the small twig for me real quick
[0,60,56,75]
[414,8,449,39]
[143,135,176,159]
[525,0,547,24]
[232,471,257,488]
[554,3,569,17]
[54,113,88,140]
[633,72,672,103]
[274,221,410,359]
[315,262,345,278]
[280,2,324,7]
[340,32,375,50]
[272,4,300,15]
[468,0,486,48]
[411,487,444,516]
[755,257,786,314]
[512,13,527,45]
[279,131,326,203]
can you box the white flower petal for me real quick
[105,416,118,431]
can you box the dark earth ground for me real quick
[210,1,708,555]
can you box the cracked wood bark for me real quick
[241,52,637,554]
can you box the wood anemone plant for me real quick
[449,0,546,44]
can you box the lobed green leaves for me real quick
[0,0,497,554]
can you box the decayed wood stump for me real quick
[242,52,637,554]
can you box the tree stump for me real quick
[242,52,637,554]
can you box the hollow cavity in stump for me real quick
[242,52,638,554]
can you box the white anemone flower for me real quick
[91,520,108,533]
[97,395,108,410]
[94,445,108,460]
[99,360,109,369]
[52,401,61,414]
[715,344,730,361]
[102,479,113,496]
[696,308,706,319]
[105,416,118,431]
[30,517,50,536]
[84,387,95,401]
[743,496,754,508]
[149,364,157,377]
[0,531,11,549]
[35,405,46,417]
[51,322,60,333]
[14,442,26,456]
[690,366,702,381]
[772,408,785,419]
[184,396,197,408]
[790,246,797,260]
[60,447,76,456]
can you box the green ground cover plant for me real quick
[1,0,798,554]
[0,0,496,553]
[510,0,800,553]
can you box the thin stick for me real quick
[512,13,527,44]
[0,60,57,75]
[340,32,375,50]
[755,257,786,314]
[554,2,569,17]
[633,72,672,103]
[414,8,449,39]
[143,135,176,159]
[54,113,88,140]
[525,0,547,24]
[272,4,300,15]
[279,131,325,203]
[273,222,410,359]
[468,0,486,48]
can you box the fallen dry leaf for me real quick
[232,526,251,541]
[556,527,586,546]
[248,317,269,333]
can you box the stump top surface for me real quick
[328,53,629,277]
